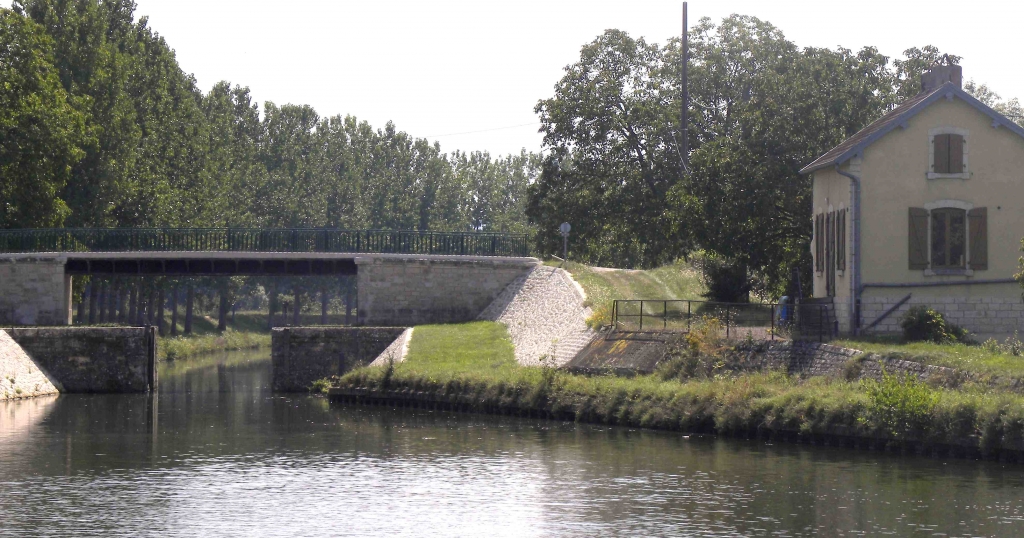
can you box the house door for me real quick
[826,212,836,297]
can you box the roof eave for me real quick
[800,83,1024,176]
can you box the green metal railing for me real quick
[0,228,531,257]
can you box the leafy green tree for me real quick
[530,29,684,267]
[0,8,88,228]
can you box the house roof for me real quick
[800,82,1024,175]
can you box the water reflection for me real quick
[1,350,1023,536]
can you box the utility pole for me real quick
[681,2,689,169]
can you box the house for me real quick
[801,64,1024,339]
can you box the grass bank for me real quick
[834,336,1024,381]
[157,312,270,360]
[332,322,1024,459]
[548,259,706,327]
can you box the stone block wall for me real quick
[356,256,538,326]
[860,292,1024,339]
[0,257,71,326]
[4,327,156,393]
[272,327,407,392]
[732,341,957,382]
[0,330,59,400]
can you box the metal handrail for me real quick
[610,299,833,342]
[0,228,531,257]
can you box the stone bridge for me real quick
[0,228,538,327]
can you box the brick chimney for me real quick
[921,64,963,93]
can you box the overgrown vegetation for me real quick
[331,321,1024,457]
[900,306,971,344]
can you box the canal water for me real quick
[3,350,1024,537]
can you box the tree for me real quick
[530,30,685,267]
[0,8,88,228]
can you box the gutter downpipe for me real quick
[835,163,861,336]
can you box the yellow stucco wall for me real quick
[811,167,852,300]
[857,96,1024,289]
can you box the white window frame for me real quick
[922,199,974,276]
[927,126,970,180]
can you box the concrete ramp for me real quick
[0,330,60,400]
[562,331,670,375]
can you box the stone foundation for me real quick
[732,341,958,382]
[272,327,407,392]
[0,257,71,326]
[3,327,156,393]
[860,290,1024,339]
[355,256,538,326]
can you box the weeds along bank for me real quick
[157,312,274,360]
[329,321,1024,460]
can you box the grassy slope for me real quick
[545,259,706,327]
[338,321,1024,454]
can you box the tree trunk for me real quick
[268,288,278,330]
[293,288,301,326]
[88,283,96,325]
[76,285,85,325]
[218,282,228,332]
[170,284,179,336]
[147,288,157,326]
[118,282,128,323]
[106,281,116,324]
[157,287,166,336]
[344,279,354,326]
[184,283,194,335]
[129,283,138,325]
[98,280,108,323]
[321,288,328,325]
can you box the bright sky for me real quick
[116,1,1024,156]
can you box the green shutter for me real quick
[838,209,846,271]
[968,207,987,270]
[908,207,929,269]
[949,134,964,173]
[933,134,950,174]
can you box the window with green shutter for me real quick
[928,131,968,179]
[908,205,987,271]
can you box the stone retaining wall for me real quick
[0,257,71,326]
[356,256,538,326]
[0,330,59,400]
[729,341,958,382]
[479,266,597,366]
[861,292,1024,339]
[3,327,156,393]
[272,327,407,392]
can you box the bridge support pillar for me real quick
[355,256,538,326]
[0,256,72,326]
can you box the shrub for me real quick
[864,370,938,439]
[691,252,751,303]
[900,306,970,343]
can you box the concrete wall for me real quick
[4,327,156,393]
[272,327,407,392]
[0,257,71,326]
[356,256,539,326]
